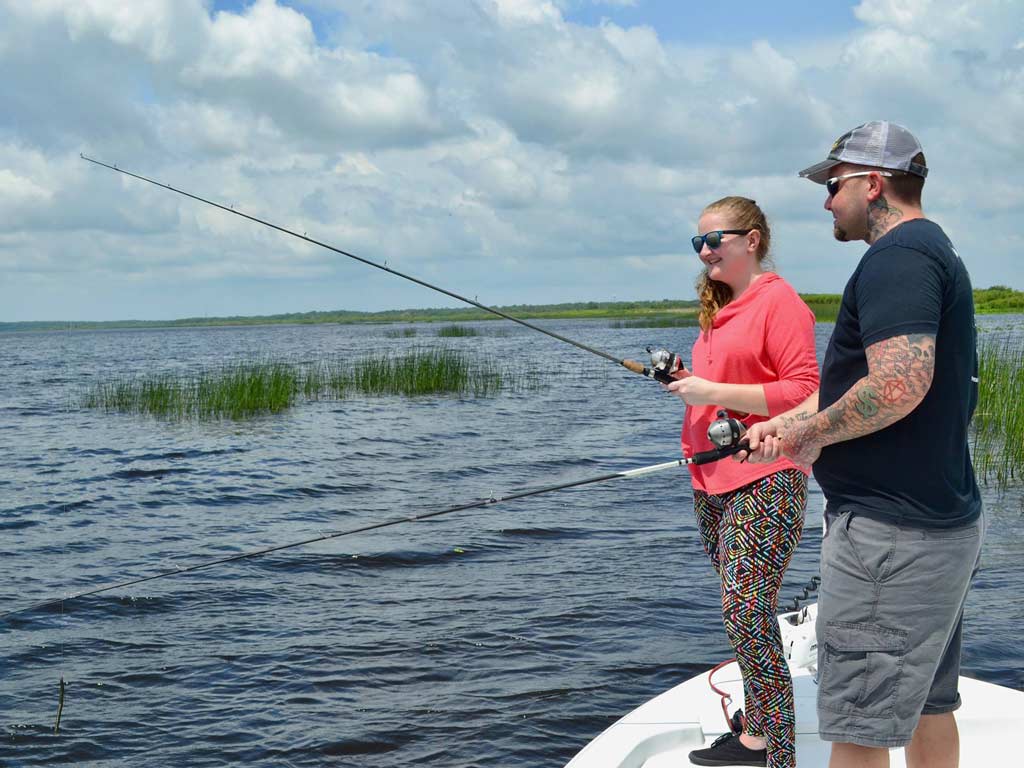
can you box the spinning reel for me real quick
[708,409,747,450]
[646,345,685,378]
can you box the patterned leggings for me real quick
[694,469,806,768]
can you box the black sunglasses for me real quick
[691,229,751,254]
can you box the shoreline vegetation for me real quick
[79,336,1022,491]
[973,337,1023,487]
[82,349,539,420]
[3,286,1022,332]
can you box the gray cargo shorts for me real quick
[816,507,985,748]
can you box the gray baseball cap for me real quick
[798,121,928,184]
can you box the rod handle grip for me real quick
[691,441,750,465]
[622,359,676,384]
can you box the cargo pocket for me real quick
[818,621,908,717]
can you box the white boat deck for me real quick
[566,606,1024,767]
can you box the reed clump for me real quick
[195,362,298,419]
[972,335,1024,487]
[610,315,700,329]
[83,349,533,420]
[383,327,417,338]
[328,348,501,397]
[436,324,480,337]
[83,362,298,420]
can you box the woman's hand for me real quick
[664,368,718,406]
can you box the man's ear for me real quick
[866,171,887,201]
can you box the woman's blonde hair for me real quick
[695,196,771,331]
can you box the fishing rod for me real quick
[80,154,678,384]
[1,417,748,623]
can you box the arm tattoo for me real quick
[880,379,907,404]
[810,334,935,446]
[854,387,879,417]
[867,194,904,242]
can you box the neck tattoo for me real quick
[867,195,904,242]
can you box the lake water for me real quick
[2,317,1022,767]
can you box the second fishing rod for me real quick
[80,154,683,385]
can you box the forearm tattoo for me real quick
[867,195,904,242]
[854,387,879,417]
[809,334,935,446]
[777,402,817,431]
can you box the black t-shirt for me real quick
[815,218,981,528]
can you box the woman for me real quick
[666,197,818,768]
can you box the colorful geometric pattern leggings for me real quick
[694,468,806,768]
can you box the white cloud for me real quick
[489,0,564,27]
[854,0,1022,49]
[0,0,1021,321]
[9,0,204,61]
[195,0,316,79]
[0,169,54,210]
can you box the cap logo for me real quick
[827,129,854,161]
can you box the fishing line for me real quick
[1,444,745,623]
[80,154,673,384]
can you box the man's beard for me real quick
[833,222,850,241]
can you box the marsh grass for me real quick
[436,324,480,337]
[329,348,502,397]
[799,294,842,323]
[610,316,700,329]
[82,362,298,420]
[83,349,535,420]
[972,336,1024,487]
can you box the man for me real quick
[741,121,983,768]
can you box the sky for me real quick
[1,0,1022,322]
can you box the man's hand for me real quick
[736,419,782,463]
[735,415,823,466]
[776,417,823,466]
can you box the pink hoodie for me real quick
[682,272,819,495]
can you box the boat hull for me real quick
[566,605,1024,767]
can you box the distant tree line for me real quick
[2,288,1020,332]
